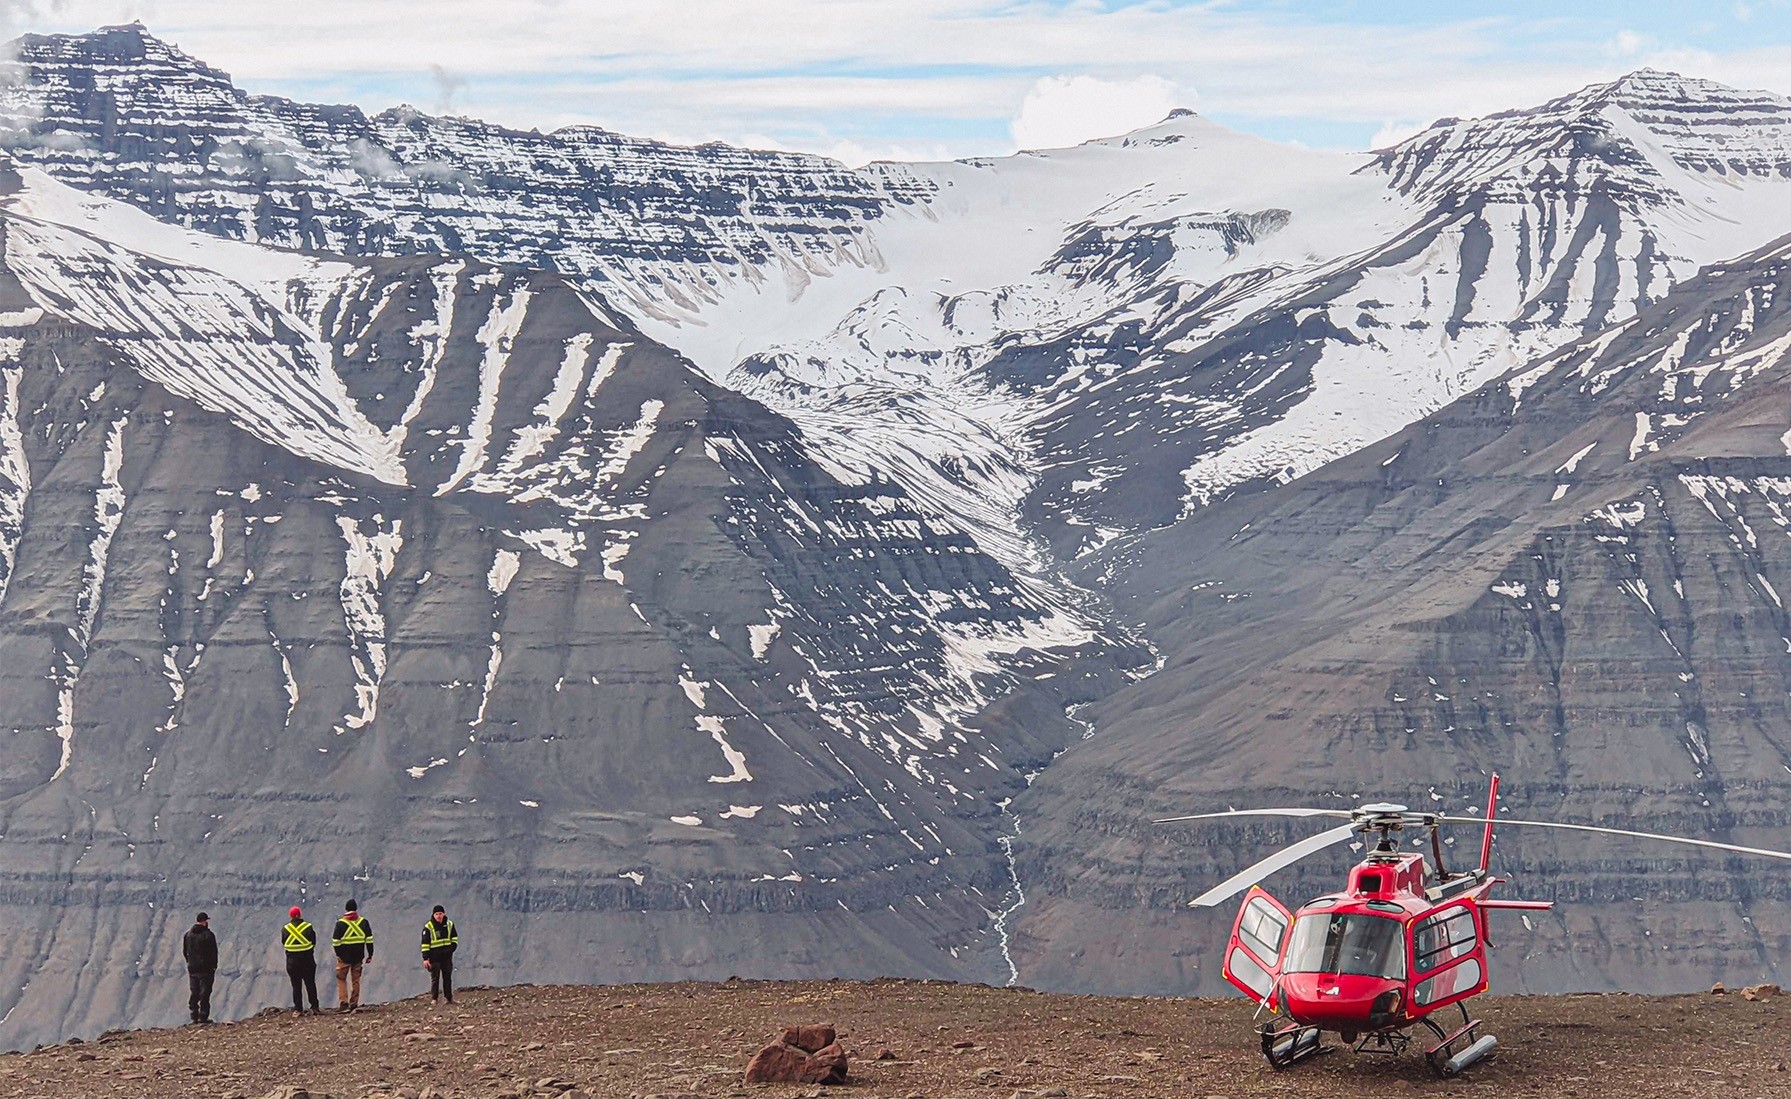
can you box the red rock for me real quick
[1710,982,1727,995]
[780,1025,837,1053]
[1742,983,1781,1001]
[745,1042,811,1084]
[808,1041,849,1083]
[744,1035,850,1085]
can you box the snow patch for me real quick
[335,515,403,731]
[748,620,781,660]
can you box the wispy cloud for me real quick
[1011,74,1186,151]
[13,1,1791,163]
[427,63,466,114]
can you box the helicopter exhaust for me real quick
[1440,1033,1498,1076]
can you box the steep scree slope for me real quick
[0,162,1132,1049]
[1014,233,1791,996]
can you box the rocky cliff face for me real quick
[0,161,1131,1049]
[1014,234,1791,996]
[0,24,931,323]
[19,30,1791,584]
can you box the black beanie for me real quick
[346,898,358,912]
[432,904,445,914]
[196,912,209,922]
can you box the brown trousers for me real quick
[335,958,364,1007]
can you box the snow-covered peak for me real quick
[7,29,1791,601]
[3,23,243,120]
[1376,68,1791,203]
[679,109,1401,374]
[1582,67,1780,112]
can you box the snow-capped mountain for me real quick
[2,22,1791,1042]
[0,158,1134,1048]
[9,28,1791,588]
[1019,230,1791,996]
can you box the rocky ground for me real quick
[0,979,1783,1099]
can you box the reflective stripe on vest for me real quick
[283,921,314,952]
[334,916,371,947]
[421,919,457,952]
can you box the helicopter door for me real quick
[1223,886,1292,1007]
[1409,902,1487,1011]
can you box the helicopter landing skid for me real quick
[1259,1020,1331,1070]
[1422,1004,1498,1077]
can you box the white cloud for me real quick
[10,1,1791,161]
[1010,74,1185,151]
[1368,120,1428,151]
[818,137,970,168]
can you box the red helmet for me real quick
[289,906,302,919]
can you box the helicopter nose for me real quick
[1278,973,1402,1029]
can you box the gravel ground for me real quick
[0,979,1784,1099]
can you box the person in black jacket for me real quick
[330,899,374,1012]
[420,904,458,1006]
[281,906,321,1014]
[181,913,218,1024]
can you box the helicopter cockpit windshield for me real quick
[1284,913,1407,980]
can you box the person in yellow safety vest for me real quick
[420,904,458,1006]
[330,899,375,1012]
[281,906,321,1014]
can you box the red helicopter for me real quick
[1158,773,1791,1076]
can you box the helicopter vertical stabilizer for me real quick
[1477,773,1500,874]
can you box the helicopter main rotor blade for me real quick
[1437,816,1791,862]
[1187,823,1360,908]
[1153,807,1352,825]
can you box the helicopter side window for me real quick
[1283,913,1407,980]
[1239,896,1290,963]
[1413,905,1479,972]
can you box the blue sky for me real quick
[12,1,1791,163]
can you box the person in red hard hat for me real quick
[330,899,374,1012]
[281,905,320,1014]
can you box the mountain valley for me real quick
[0,22,1787,1047]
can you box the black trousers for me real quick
[187,970,214,1022]
[428,954,454,1001]
[286,956,319,1011]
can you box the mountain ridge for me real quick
[0,151,1136,1049]
[0,22,1789,1048]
